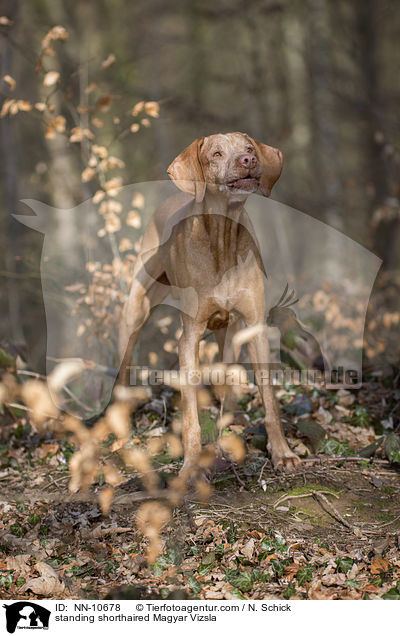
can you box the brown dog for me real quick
[119,132,301,476]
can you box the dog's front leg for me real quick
[246,324,301,472]
[178,317,207,481]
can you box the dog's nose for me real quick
[237,153,257,168]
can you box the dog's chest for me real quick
[210,260,252,309]
[168,214,263,312]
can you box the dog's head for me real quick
[167,132,283,202]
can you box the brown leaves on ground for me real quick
[0,432,399,600]
[21,563,66,597]
[370,558,390,575]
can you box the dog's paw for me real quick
[272,450,302,473]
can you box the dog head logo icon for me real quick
[3,602,50,633]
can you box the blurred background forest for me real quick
[0,0,399,375]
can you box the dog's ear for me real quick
[167,137,206,203]
[245,135,284,197]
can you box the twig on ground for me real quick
[274,489,339,508]
[257,460,269,484]
[232,464,246,488]
[61,385,92,412]
[48,474,63,490]
[81,526,134,539]
[311,490,356,533]
[302,456,390,465]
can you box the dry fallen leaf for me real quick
[105,212,121,234]
[283,562,301,581]
[241,538,255,560]
[320,572,346,586]
[315,406,333,425]
[92,144,108,158]
[21,562,65,596]
[69,443,100,492]
[131,192,145,209]
[0,98,15,117]
[104,177,122,196]
[144,101,159,118]
[92,117,104,128]
[122,448,158,491]
[21,379,59,425]
[81,167,96,183]
[126,210,142,228]
[136,502,171,564]
[41,26,68,51]
[217,412,234,431]
[101,53,116,68]
[195,479,212,502]
[370,558,390,575]
[43,71,60,87]
[232,324,266,359]
[2,74,16,90]
[119,237,133,252]
[132,101,145,116]
[106,402,131,439]
[103,463,123,487]
[48,359,85,393]
[0,99,31,117]
[5,554,31,576]
[69,126,94,142]
[219,433,246,463]
[99,486,114,515]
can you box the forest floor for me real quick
[0,376,400,601]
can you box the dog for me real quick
[119,132,301,477]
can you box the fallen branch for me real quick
[81,526,133,539]
[311,490,359,534]
[274,489,339,508]
[302,456,390,465]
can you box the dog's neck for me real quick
[194,189,248,270]
[202,189,247,220]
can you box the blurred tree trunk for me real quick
[40,0,80,267]
[244,7,270,138]
[0,0,24,343]
[357,0,396,266]
[187,0,208,124]
[282,6,312,273]
[307,0,343,231]
[30,0,83,368]
[357,0,386,204]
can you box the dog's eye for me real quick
[247,146,254,153]
[213,151,222,157]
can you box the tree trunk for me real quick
[0,0,24,343]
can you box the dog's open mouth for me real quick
[226,175,260,191]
